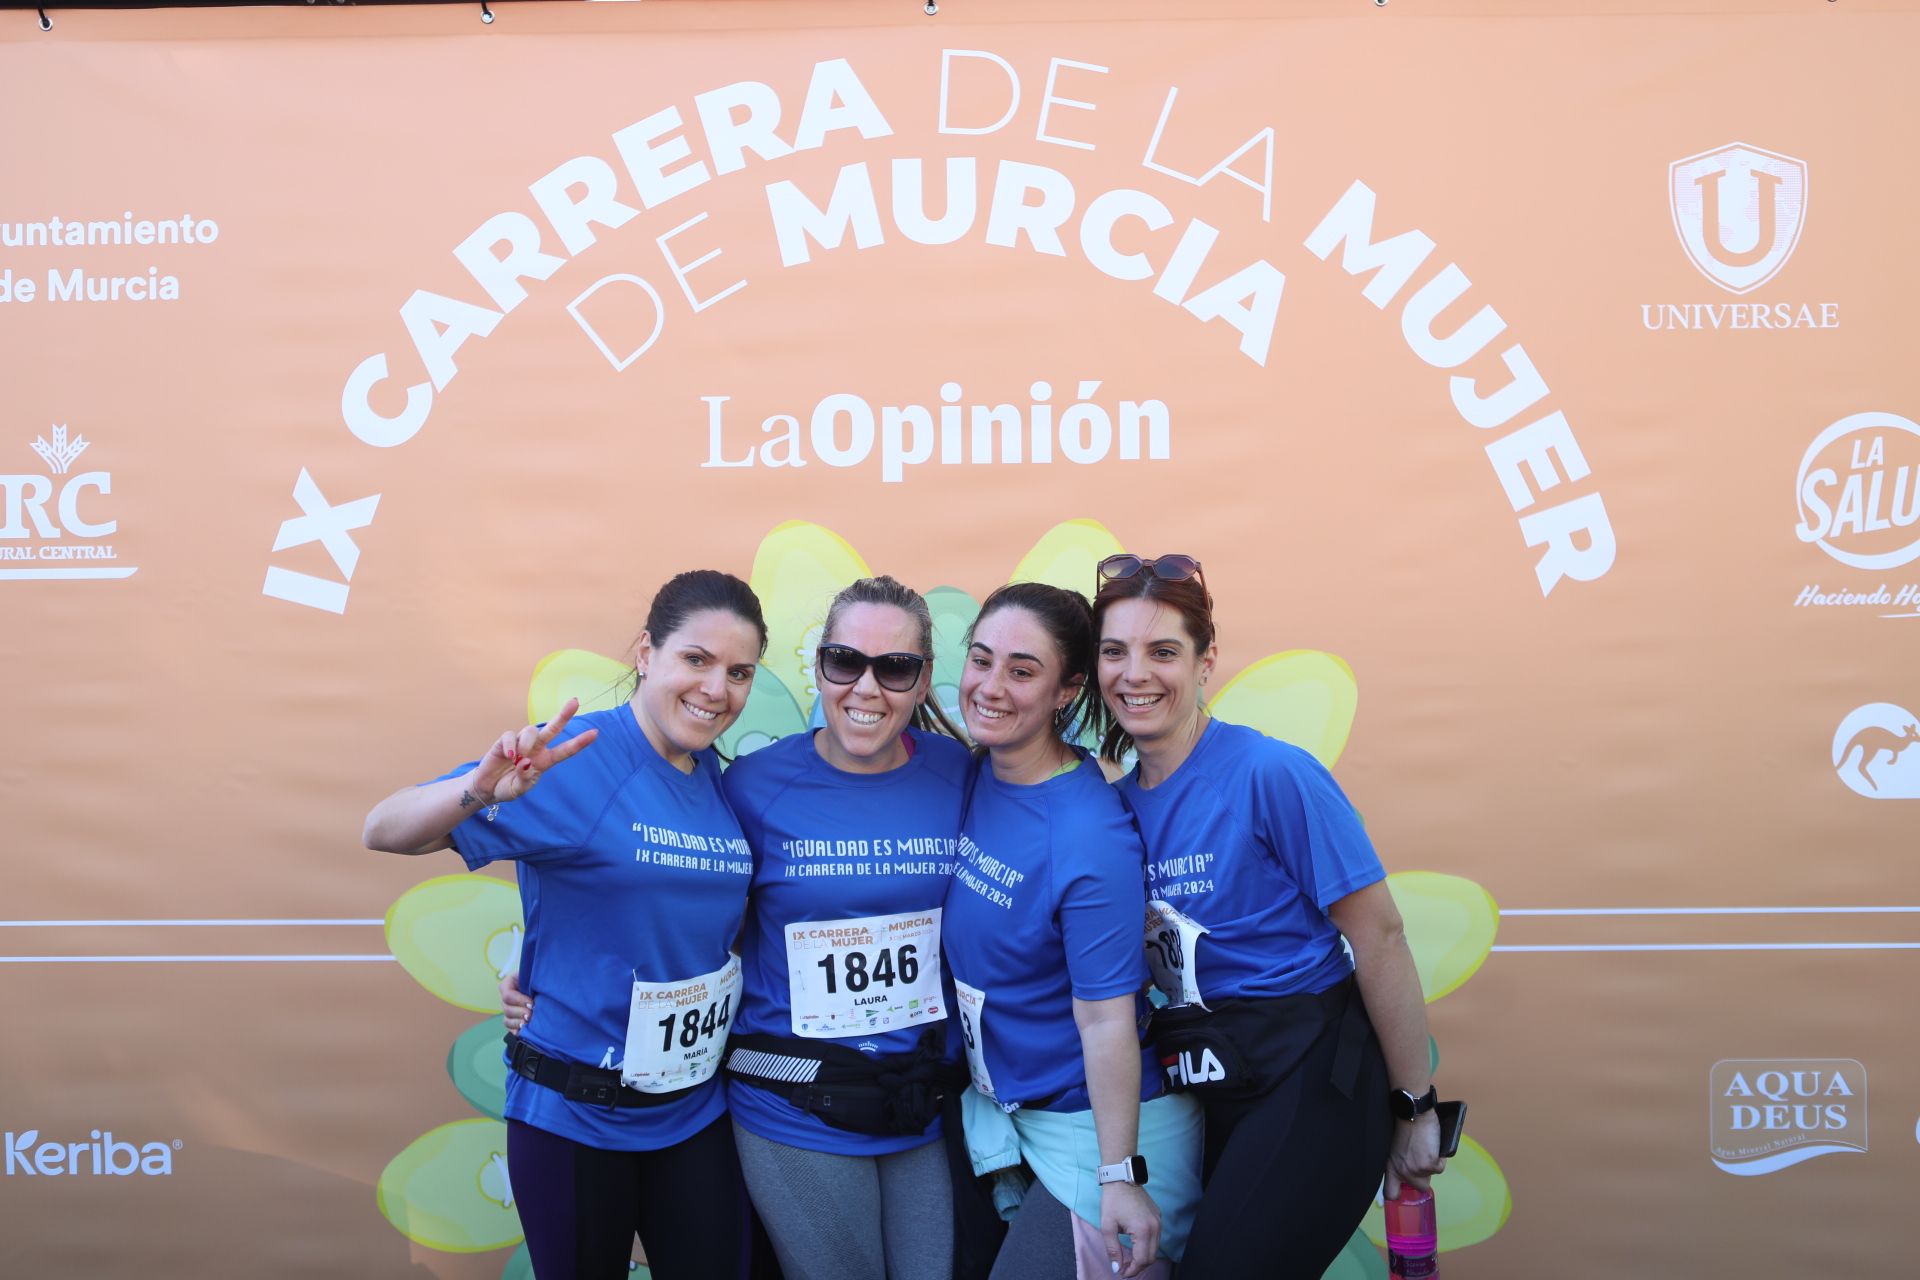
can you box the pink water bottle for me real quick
[1384,1184,1438,1280]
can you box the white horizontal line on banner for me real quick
[0,955,398,964]
[0,568,138,580]
[1493,943,1920,953]
[0,918,386,928]
[1500,906,1920,916]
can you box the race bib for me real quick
[952,978,996,1098]
[784,908,945,1039]
[1145,899,1212,1010]
[620,954,741,1094]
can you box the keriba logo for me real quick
[1709,1060,1867,1176]
[1669,143,1808,295]
[4,1129,180,1177]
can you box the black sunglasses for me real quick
[817,644,928,693]
[1096,553,1205,587]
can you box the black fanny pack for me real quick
[725,1027,966,1137]
[1148,974,1371,1102]
[504,1034,699,1109]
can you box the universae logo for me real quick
[4,1129,180,1177]
[1708,1059,1866,1176]
[0,426,138,581]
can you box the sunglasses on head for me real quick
[817,643,928,693]
[1096,553,1205,586]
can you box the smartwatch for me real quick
[1096,1155,1149,1187]
[1389,1085,1438,1121]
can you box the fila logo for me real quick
[1669,143,1808,295]
[1162,1048,1227,1088]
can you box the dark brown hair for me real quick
[965,581,1109,749]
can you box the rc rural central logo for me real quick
[0,426,137,581]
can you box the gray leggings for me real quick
[732,1121,954,1280]
[986,1180,1075,1280]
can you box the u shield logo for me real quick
[1669,143,1808,294]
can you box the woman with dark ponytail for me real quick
[941,583,1203,1280]
[364,570,770,1279]
[1092,555,1445,1278]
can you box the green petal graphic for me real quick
[1386,872,1500,1003]
[527,648,632,723]
[926,585,980,727]
[448,1016,510,1121]
[377,1118,524,1253]
[719,667,807,760]
[1207,650,1358,769]
[1321,1227,1389,1280]
[1008,519,1123,597]
[749,521,871,710]
[1360,1136,1511,1253]
[501,1244,534,1280]
[387,875,525,1012]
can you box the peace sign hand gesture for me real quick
[471,698,599,805]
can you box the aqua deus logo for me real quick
[4,1129,178,1177]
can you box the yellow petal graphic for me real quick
[1007,519,1123,597]
[749,521,870,708]
[1387,871,1500,1003]
[377,1118,525,1253]
[527,649,632,724]
[1360,1136,1512,1253]
[387,875,525,1012]
[1207,650,1358,768]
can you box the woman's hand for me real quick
[501,973,535,1034]
[1100,1181,1161,1277]
[473,697,597,805]
[1385,1110,1446,1198]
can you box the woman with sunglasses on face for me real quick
[941,583,1204,1280]
[362,570,769,1280]
[505,576,975,1280]
[1091,554,1445,1279]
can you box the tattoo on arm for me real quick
[458,788,482,809]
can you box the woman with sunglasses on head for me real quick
[505,575,975,1280]
[1091,554,1445,1279]
[941,582,1204,1280]
[362,570,770,1280]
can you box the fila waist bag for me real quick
[725,1028,967,1138]
[1148,974,1370,1102]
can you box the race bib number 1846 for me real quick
[785,908,944,1038]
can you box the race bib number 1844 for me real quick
[621,955,741,1094]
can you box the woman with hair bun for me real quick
[942,582,1203,1280]
[1091,554,1445,1279]
[363,569,771,1280]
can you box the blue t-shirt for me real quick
[722,728,973,1154]
[436,706,753,1151]
[1115,719,1384,1002]
[942,755,1157,1112]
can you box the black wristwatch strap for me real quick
[1389,1085,1438,1120]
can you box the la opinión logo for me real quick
[1709,1060,1867,1176]
[3,1129,181,1177]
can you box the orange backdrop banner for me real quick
[2,2,1916,1276]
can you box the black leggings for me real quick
[508,1114,755,1280]
[1177,1017,1394,1279]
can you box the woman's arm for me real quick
[362,698,597,855]
[1073,993,1160,1277]
[1327,879,1445,1196]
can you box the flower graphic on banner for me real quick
[378,518,1505,1277]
